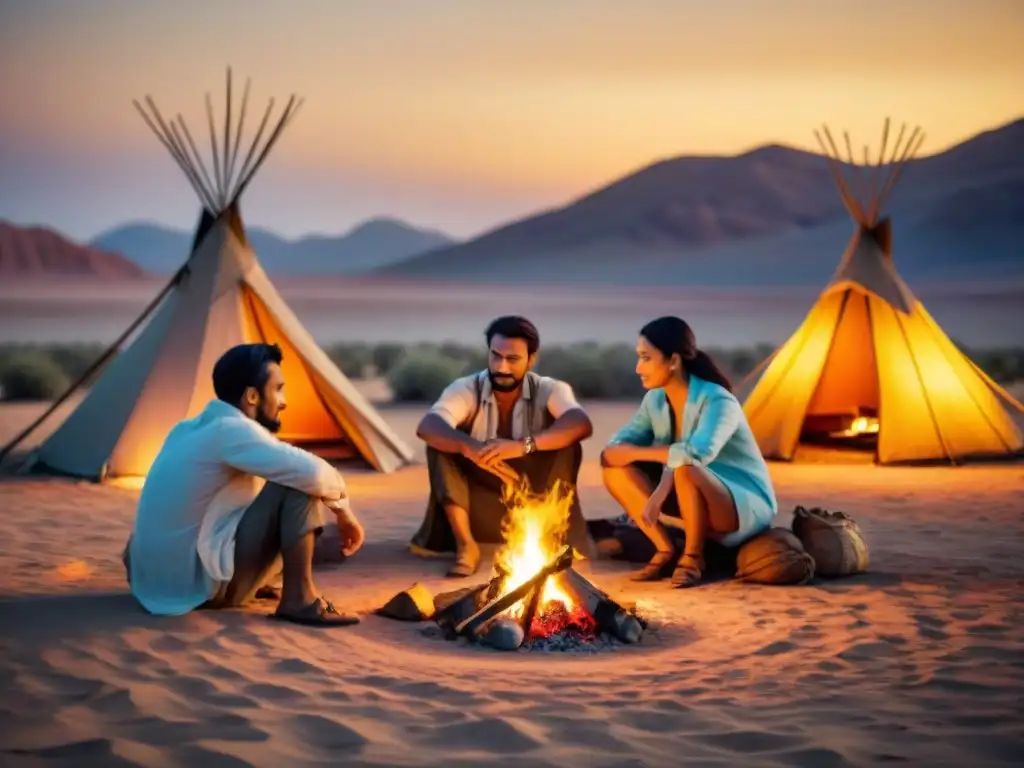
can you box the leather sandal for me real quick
[629,549,678,581]
[446,548,480,578]
[269,597,360,627]
[671,553,705,588]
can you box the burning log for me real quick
[455,546,574,637]
[433,582,494,639]
[557,568,644,644]
[518,578,547,637]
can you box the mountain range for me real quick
[377,117,1024,286]
[89,216,455,276]
[0,221,144,279]
[3,116,1022,285]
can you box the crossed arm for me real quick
[416,378,593,457]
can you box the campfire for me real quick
[431,480,646,652]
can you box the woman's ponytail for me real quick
[687,349,733,392]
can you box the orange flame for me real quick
[493,478,577,618]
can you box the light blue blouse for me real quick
[609,374,778,545]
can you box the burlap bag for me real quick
[734,528,815,585]
[791,505,869,577]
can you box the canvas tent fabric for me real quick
[738,119,1024,465]
[1,69,414,479]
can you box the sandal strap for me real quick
[317,597,342,616]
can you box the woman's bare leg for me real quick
[602,465,674,552]
[671,464,738,586]
[602,465,677,580]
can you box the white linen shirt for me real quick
[429,370,582,441]
[127,399,346,615]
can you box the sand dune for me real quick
[1,403,1023,766]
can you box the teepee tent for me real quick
[739,119,1024,465]
[1,69,414,480]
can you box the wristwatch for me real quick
[523,436,536,455]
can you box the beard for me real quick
[256,403,282,433]
[488,370,523,392]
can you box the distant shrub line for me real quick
[3,341,1023,404]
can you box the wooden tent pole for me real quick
[867,117,892,221]
[173,116,221,214]
[226,76,252,193]
[0,266,187,468]
[205,91,225,208]
[221,68,233,206]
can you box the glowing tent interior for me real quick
[0,69,414,481]
[738,119,1024,465]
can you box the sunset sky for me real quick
[0,0,1021,242]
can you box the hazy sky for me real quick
[1,0,1021,241]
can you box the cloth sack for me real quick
[734,527,815,585]
[791,505,869,577]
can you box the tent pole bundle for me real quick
[132,68,304,216]
[0,69,414,481]
[739,118,1024,466]
[812,118,926,228]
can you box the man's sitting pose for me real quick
[409,315,594,577]
[123,342,365,627]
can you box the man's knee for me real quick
[426,446,471,504]
[426,445,465,472]
[264,482,322,524]
[536,441,583,476]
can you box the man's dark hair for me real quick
[485,315,540,356]
[212,343,283,406]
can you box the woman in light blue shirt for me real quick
[601,317,777,587]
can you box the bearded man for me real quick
[123,343,365,627]
[409,316,594,577]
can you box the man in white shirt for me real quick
[124,343,365,627]
[409,316,595,577]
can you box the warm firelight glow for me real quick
[493,479,577,621]
[848,416,880,436]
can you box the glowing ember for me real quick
[491,478,594,639]
[850,416,880,435]
[832,415,880,438]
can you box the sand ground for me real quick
[1,398,1023,767]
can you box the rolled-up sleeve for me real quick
[667,393,741,468]
[428,377,475,428]
[545,379,583,419]
[608,393,655,446]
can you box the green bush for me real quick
[1,341,1020,406]
[535,344,644,399]
[967,347,1024,384]
[438,341,488,373]
[46,343,109,382]
[371,343,406,376]
[325,342,374,378]
[0,350,71,401]
[387,350,470,402]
